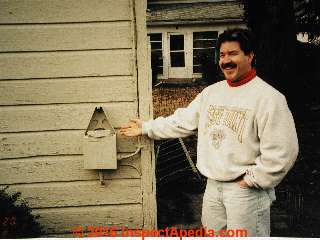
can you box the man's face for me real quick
[219,41,254,82]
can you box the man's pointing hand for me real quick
[120,119,143,137]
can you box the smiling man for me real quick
[120,28,299,236]
[219,36,255,85]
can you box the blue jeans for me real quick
[201,178,275,237]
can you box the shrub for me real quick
[0,187,43,238]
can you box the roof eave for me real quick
[147,18,243,26]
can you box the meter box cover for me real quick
[83,107,117,169]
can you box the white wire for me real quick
[117,146,143,160]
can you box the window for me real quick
[148,33,163,74]
[193,31,218,73]
[170,34,185,67]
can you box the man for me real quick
[120,28,299,236]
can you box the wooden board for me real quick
[0,0,131,23]
[0,76,136,105]
[0,22,132,52]
[0,102,138,132]
[0,50,132,80]
[0,131,138,159]
[5,179,141,208]
[33,204,142,234]
[0,154,141,184]
[135,0,157,229]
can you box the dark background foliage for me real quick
[239,0,320,109]
[0,187,43,238]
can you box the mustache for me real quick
[221,62,237,69]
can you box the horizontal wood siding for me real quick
[33,205,142,234]
[0,77,136,105]
[0,50,133,80]
[0,155,141,184]
[4,179,141,208]
[0,0,131,23]
[0,22,132,52]
[0,102,137,132]
[0,0,149,234]
[0,131,138,159]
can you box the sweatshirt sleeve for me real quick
[244,94,299,189]
[141,90,204,140]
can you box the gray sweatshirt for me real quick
[142,76,299,189]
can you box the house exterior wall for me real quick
[0,0,156,236]
[148,23,245,81]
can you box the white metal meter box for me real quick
[83,107,117,169]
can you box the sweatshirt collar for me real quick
[227,68,256,87]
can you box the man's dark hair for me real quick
[216,28,255,55]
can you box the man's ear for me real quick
[248,51,254,64]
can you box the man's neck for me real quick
[227,68,256,87]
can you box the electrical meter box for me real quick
[83,107,117,169]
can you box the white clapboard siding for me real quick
[5,179,142,208]
[0,22,132,52]
[0,0,154,233]
[0,155,141,184]
[0,77,136,105]
[0,50,133,80]
[0,102,137,132]
[0,0,131,23]
[0,131,138,159]
[33,204,142,234]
